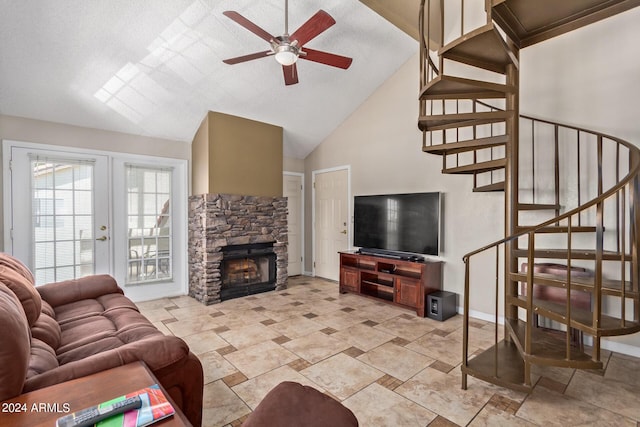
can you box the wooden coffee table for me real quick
[0,361,191,427]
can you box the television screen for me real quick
[353,192,440,255]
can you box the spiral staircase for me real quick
[419,0,640,391]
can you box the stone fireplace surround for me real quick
[188,193,288,305]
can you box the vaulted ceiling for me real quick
[0,0,417,158]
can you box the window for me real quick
[31,159,95,284]
[125,165,173,284]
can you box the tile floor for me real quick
[138,276,640,426]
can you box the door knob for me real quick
[96,236,108,241]
[340,230,347,234]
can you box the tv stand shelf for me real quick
[339,251,443,317]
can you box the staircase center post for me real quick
[504,61,520,331]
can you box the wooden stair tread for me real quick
[517,203,561,210]
[462,340,531,392]
[512,248,632,261]
[422,135,508,155]
[506,318,602,368]
[474,181,506,192]
[439,23,518,74]
[419,75,514,100]
[418,111,512,131]
[443,158,506,174]
[510,295,640,337]
[514,225,597,233]
[509,271,638,298]
[492,0,640,48]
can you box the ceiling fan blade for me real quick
[282,63,299,86]
[300,48,352,69]
[290,10,336,46]
[223,50,272,65]
[223,11,274,43]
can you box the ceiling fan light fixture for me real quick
[274,45,299,66]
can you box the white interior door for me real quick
[8,147,110,284]
[283,173,303,276]
[314,168,349,281]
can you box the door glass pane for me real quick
[31,159,95,284]
[126,165,172,284]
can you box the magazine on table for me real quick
[56,383,175,427]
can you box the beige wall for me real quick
[191,115,210,196]
[0,114,190,252]
[0,115,190,159]
[520,7,640,147]
[192,112,283,197]
[303,52,505,315]
[283,156,304,173]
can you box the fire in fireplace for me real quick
[220,242,276,301]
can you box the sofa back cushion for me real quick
[31,301,62,350]
[0,265,41,326]
[0,252,35,283]
[0,283,30,401]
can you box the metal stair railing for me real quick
[420,0,640,390]
[419,0,509,190]
[462,121,640,385]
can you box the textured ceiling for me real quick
[0,0,417,158]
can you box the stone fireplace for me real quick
[188,193,287,305]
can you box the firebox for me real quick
[220,242,277,301]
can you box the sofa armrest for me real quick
[37,275,123,307]
[23,335,189,392]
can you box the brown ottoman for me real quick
[242,381,359,427]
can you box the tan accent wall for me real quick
[191,111,283,197]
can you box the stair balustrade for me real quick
[419,0,640,391]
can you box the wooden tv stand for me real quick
[339,251,443,317]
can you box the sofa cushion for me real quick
[41,300,55,317]
[37,275,123,308]
[53,292,139,326]
[27,338,60,377]
[0,284,31,401]
[31,309,62,350]
[0,265,41,326]
[0,252,35,283]
[51,293,173,368]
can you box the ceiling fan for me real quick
[222,0,353,85]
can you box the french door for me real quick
[4,141,188,301]
[8,147,111,283]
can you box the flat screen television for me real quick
[353,192,440,256]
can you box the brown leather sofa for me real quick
[0,253,203,427]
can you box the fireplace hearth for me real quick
[221,242,276,301]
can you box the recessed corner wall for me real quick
[191,111,283,197]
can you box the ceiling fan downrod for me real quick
[284,0,289,35]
